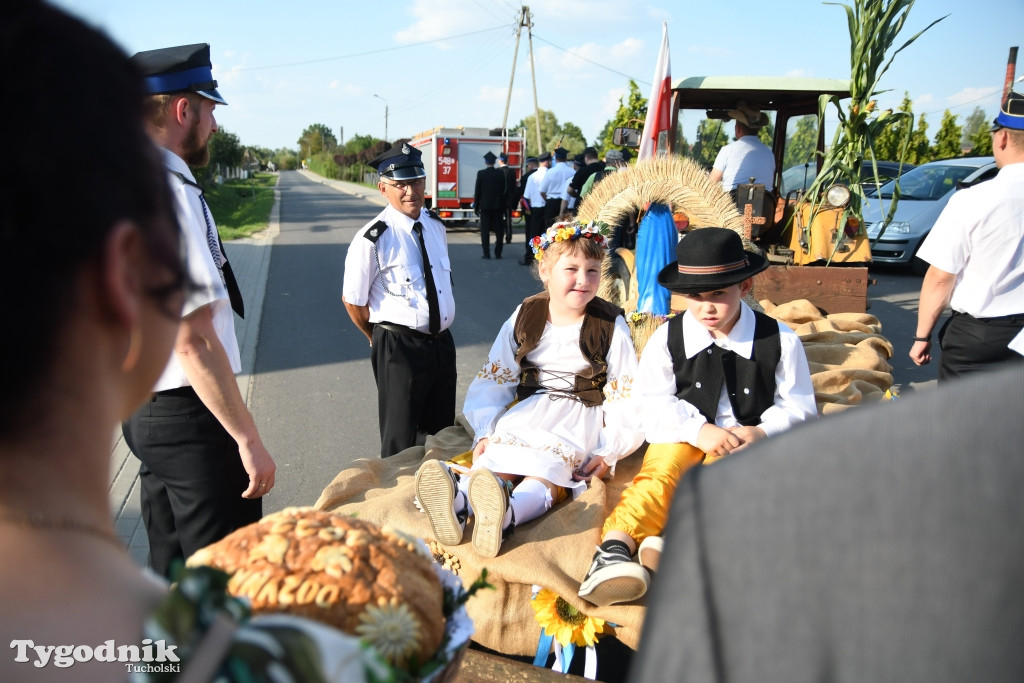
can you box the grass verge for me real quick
[204,172,277,240]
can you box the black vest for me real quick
[513,292,624,407]
[667,311,781,426]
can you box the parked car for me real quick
[779,159,913,195]
[863,157,998,274]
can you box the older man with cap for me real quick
[474,150,506,259]
[709,102,775,193]
[123,43,276,577]
[539,147,575,229]
[910,91,1024,381]
[342,141,457,457]
[520,151,550,265]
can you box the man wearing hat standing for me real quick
[123,43,276,576]
[343,141,457,457]
[910,91,1024,381]
[578,227,816,606]
[567,146,605,203]
[539,147,575,229]
[474,150,506,259]
[496,152,519,244]
[520,152,550,265]
[709,103,775,193]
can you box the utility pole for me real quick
[523,7,543,155]
[374,94,389,142]
[501,7,525,134]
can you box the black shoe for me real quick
[481,255,490,259]
[578,546,649,606]
[518,257,531,266]
[495,252,502,259]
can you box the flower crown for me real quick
[530,220,611,260]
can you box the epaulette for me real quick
[363,220,389,244]
[426,209,442,222]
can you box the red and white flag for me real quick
[637,22,671,161]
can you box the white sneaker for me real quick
[638,535,663,572]
[414,460,466,546]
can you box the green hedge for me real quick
[203,172,277,240]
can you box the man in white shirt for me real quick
[520,152,550,265]
[539,147,575,229]
[709,103,775,193]
[910,91,1024,381]
[342,142,457,456]
[124,44,276,576]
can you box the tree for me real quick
[783,115,819,170]
[513,109,567,158]
[690,119,727,168]
[596,80,648,154]
[932,110,962,160]
[559,121,587,155]
[208,129,243,169]
[298,123,338,158]
[907,114,931,165]
[962,106,991,155]
[873,92,915,162]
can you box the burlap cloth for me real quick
[314,299,893,657]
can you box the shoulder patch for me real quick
[363,220,389,244]
[427,209,443,222]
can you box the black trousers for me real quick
[525,205,548,260]
[371,325,457,457]
[938,311,1024,382]
[479,209,503,258]
[502,207,515,243]
[122,387,261,577]
[544,198,564,229]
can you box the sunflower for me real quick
[531,588,611,648]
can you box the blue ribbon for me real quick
[143,66,215,94]
[561,643,576,674]
[533,629,553,667]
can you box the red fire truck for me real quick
[407,126,526,224]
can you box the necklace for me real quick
[0,511,124,550]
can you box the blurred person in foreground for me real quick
[632,362,1024,682]
[909,91,1024,380]
[0,3,373,680]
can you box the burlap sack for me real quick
[315,415,649,656]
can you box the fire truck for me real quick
[407,127,526,224]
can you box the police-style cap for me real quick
[371,141,426,180]
[498,152,509,162]
[525,156,538,164]
[483,150,497,164]
[130,43,227,105]
[554,146,569,160]
[992,90,1024,131]
[538,151,552,162]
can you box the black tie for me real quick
[413,221,441,334]
[198,192,245,319]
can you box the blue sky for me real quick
[54,0,1024,152]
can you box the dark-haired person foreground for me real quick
[632,364,1024,682]
[0,3,373,680]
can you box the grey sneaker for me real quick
[414,460,466,546]
[467,469,514,558]
[578,546,649,606]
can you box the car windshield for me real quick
[873,163,981,200]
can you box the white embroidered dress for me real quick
[463,305,644,495]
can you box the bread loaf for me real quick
[186,507,444,667]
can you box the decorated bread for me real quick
[186,507,444,667]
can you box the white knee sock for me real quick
[507,479,552,529]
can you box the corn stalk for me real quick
[801,0,946,263]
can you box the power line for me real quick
[237,25,509,72]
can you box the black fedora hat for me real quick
[657,227,768,294]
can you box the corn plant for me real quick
[801,0,946,263]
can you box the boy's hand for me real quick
[472,438,490,463]
[697,423,744,459]
[726,425,767,451]
[573,456,610,482]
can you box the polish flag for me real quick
[637,22,672,161]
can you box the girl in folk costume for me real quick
[415,221,645,558]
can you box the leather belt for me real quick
[153,385,198,400]
[375,322,442,340]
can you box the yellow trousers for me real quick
[602,442,706,544]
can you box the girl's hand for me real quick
[472,438,490,463]
[573,456,610,482]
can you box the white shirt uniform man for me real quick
[910,90,1024,381]
[709,103,775,193]
[124,43,276,577]
[343,141,457,457]
[539,147,575,228]
[521,152,550,264]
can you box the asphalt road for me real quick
[251,170,941,515]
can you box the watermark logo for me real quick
[10,639,180,672]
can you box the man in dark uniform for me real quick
[497,153,520,244]
[123,43,276,576]
[567,146,605,204]
[474,150,506,259]
[342,141,457,457]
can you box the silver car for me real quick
[864,157,998,274]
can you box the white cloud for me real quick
[394,0,505,46]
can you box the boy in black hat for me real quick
[579,227,816,606]
[342,141,457,457]
[473,150,506,258]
